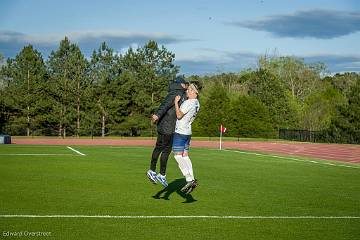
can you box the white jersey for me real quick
[175,98,200,135]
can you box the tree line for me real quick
[191,57,360,143]
[0,39,359,143]
[0,38,177,137]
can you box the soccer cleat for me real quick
[182,180,198,194]
[156,174,168,187]
[147,170,158,184]
[181,181,193,192]
[185,184,197,194]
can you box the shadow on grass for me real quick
[152,178,197,203]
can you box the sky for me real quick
[1,0,360,75]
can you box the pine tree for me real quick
[120,40,178,135]
[194,83,230,137]
[70,46,88,137]
[47,37,87,137]
[89,42,122,136]
[2,45,47,136]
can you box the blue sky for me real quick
[1,0,360,75]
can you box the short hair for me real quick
[174,76,189,85]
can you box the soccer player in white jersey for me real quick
[173,83,200,194]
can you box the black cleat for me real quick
[181,182,192,192]
[181,180,198,194]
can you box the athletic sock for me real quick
[182,156,194,181]
[174,155,192,181]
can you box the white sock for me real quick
[183,156,194,181]
[174,155,192,182]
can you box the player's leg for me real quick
[152,134,169,187]
[181,154,197,193]
[150,133,163,171]
[147,133,163,183]
[181,137,198,194]
[182,137,194,179]
[173,133,192,180]
[173,133,196,194]
[159,133,174,176]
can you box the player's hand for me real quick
[174,95,181,103]
[151,114,159,122]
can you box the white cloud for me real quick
[0,30,193,57]
[176,49,360,75]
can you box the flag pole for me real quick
[219,125,222,150]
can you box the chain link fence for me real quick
[279,128,360,144]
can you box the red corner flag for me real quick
[219,124,227,150]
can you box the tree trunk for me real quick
[63,105,66,138]
[77,103,80,138]
[27,70,30,136]
[59,125,62,137]
[288,73,296,99]
[63,69,67,138]
[59,108,63,137]
[27,106,30,136]
[76,79,80,138]
[102,115,105,137]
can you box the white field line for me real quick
[3,146,66,148]
[0,215,359,219]
[216,149,360,169]
[0,154,73,156]
[66,146,86,156]
[109,146,147,149]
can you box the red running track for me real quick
[12,138,360,164]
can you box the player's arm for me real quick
[154,92,175,121]
[174,95,185,119]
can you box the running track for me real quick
[11,138,360,164]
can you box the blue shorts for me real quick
[172,133,191,153]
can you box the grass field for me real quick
[0,145,359,239]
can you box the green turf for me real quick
[0,145,359,239]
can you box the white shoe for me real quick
[147,170,157,184]
[156,174,168,187]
